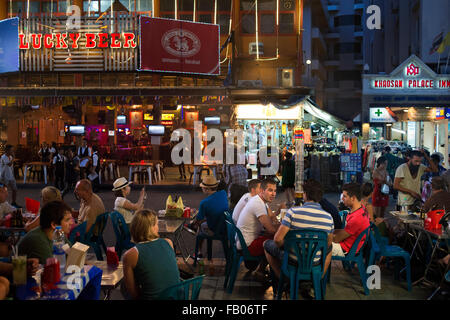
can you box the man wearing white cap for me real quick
[112,177,147,225]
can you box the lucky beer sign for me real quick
[19,32,137,50]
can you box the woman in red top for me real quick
[372,156,389,218]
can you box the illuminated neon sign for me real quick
[19,33,137,49]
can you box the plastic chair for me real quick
[326,226,371,295]
[25,197,40,215]
[193,215,228,269]
[277,229,329,300]
[85,212,110,261]
[158,275,205,300]
[339,210,349,228]
[68,221,87,244]
[223,220,263,294]
[370,222,412,291]
[109,211,134,259]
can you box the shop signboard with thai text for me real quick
[140,17,220,75]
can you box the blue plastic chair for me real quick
[68,221,87,244]
[109,211,134,259]
[84,212,109,260]
[327,226,371,295]
[277,229,329,300]
[193,215,228,268]
[158,275,205,300]
[224,220,264,294]
[370,222,412,291]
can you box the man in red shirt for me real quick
[332,183,370,257]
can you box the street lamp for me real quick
[305,59,312,86]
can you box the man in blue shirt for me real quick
[191,175,229,259]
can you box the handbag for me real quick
[380,183,390,195]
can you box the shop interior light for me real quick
[403,109,409,112]
[391,128,406,134]
[177,105,182,110]
[386,123,392,126]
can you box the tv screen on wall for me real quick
[69,125,85,135]
[148,125,165,135]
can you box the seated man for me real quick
[236,179,280,265]
[24,186,62,232]
[232,179,262,224]
[332,183,370,258]
[75,179,105,233]
[191,175,229,259]
[264,179,334,280]
[18,201,73,264]
[423,176,450,213]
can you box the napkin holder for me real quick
[65,242,89,272]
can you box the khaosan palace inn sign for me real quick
[363,55,450,93]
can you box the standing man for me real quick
[74,179,105,233]
[77,139,92,179]
[394,149,437,210]
[0,145,18,206]
[53,147,66,191]
[331,183,370,258]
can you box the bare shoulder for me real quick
[123,247,138,266]
[163,238,174,248]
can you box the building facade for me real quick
[0,0,311,161]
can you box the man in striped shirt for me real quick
[263,179,334,280]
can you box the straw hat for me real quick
[200,175,219,188]
[112,177,133,192]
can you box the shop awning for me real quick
[303,98,346,130]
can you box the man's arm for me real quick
[394,177,421,199]
[273,224,290,248]
[333,229,351,243]
[258,214,279,235]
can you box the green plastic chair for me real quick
[224,220,264,294]
[277,229,329,300]
[158,275,205,300]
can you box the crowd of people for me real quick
[0,144,449,300]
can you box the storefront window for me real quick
[279,13,294,34]
[260,14,275,34]
[84,0,100,13]
[42,1,57,13]
[58,0,68,13]
[199,14,212,23]
[218,14,230,34]
[10,1,24,14]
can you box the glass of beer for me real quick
[12,255,27,285]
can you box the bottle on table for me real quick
[52,226,66,275]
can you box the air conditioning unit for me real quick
[279,68,294,88]
[249,42,264,55]
[237,80,263,88]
